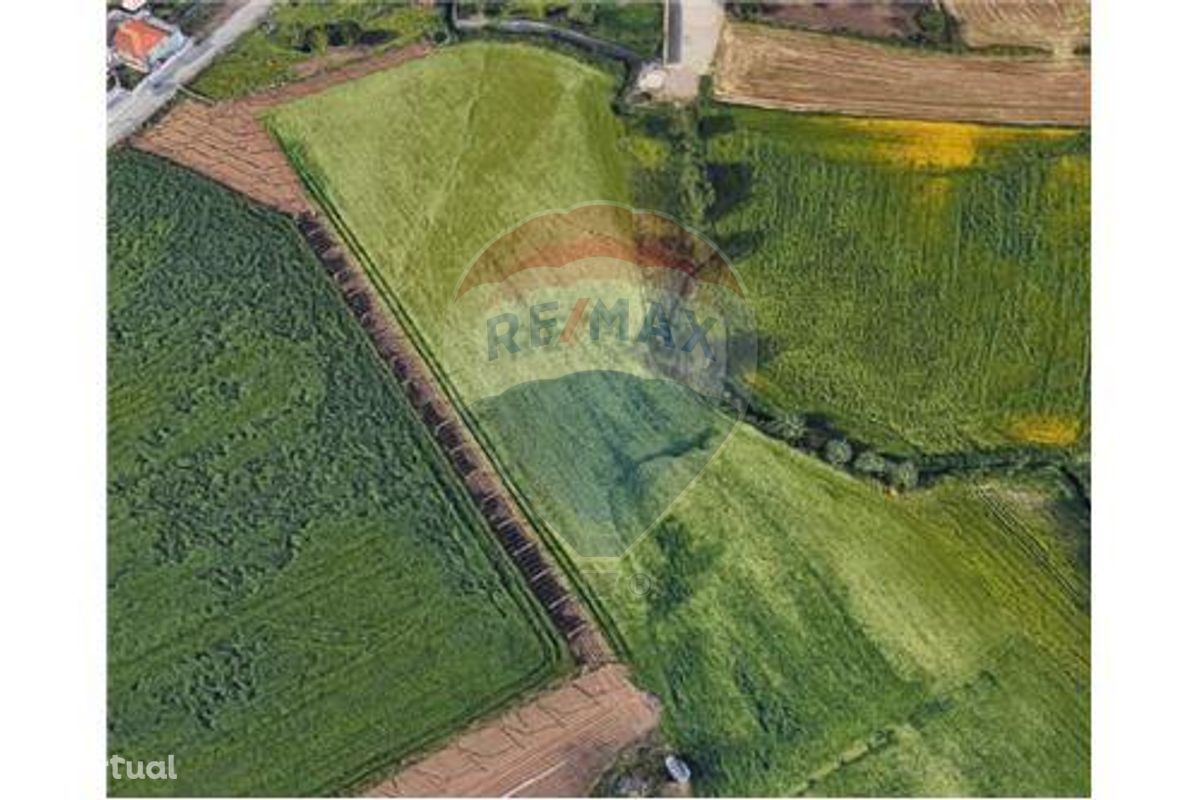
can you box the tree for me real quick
[915,7,952,46]
[823,438,853,467]
[888,461,920,491]
[853,450,889,475]
[765,413,807,446]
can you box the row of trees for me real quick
[760,413,920,491]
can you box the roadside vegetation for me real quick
[458,0,664,58]
[189,0,445,100]
[107,150,563,796]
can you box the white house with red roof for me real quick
[111,14,186,73]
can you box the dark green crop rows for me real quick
[107,150,562,796]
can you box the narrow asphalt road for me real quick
[107,0,273,147]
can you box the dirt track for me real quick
[714,22,1089,126]
[366,665,660,797]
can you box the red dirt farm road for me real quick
[365,665,660,797]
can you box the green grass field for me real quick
[704,110,1091,454]
[581,425,1089,795]
[266,42,1089,795]
[472,367,1089,794]
[189,1,443,100]
[269,42,631,337]
[107,150,562,796]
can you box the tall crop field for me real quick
[107,150,562,796]
[705,110,1090,454]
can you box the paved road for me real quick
[664,0,725,72]
[657,0,725,100]
[107,0,273,147]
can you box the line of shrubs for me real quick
[743,402,1089,502]
[749,409,921,491]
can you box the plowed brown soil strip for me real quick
[132,43,433,214]
[714,22,1089,126]
[366,665,660,797]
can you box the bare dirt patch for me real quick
[366,665,660,797]
[944,0,1089,57]
[133,98,310,213]
[132,43,433,214]
[714,22,1089,126]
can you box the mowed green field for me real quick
[269,44,726,556]
[269,42,631,339]
[582,426,1089,795]
[474,369,1089,794]
[107,150,562,796]
[266,42,1089,795]
[705,111,1090,454]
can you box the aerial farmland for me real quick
[107,149,564,795]
[106,1,1091,797]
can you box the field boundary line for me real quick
[283,146,626,664]
[129,36,640,664]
